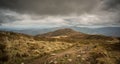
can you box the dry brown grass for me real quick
[0,30,120,64]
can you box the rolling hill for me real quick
[35,28,116,42]
[0,27,120,37]
[0,28,120,64]
[0,31,73,64]
[36,28,85,37]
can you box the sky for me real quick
[0,0,120,29]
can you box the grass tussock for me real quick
[0,29,120,64]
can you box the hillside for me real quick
[0,29,120,64]
[0,31,73,64]
[35,28,115,42]
[36,28,84,37]
[1,27,120,37]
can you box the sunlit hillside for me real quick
[0,29,120,64]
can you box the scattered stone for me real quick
[68,59,72,62]
[54,58,57,60]
[68,44,73,46]
[53,61,58,64]
[49,60,53,63]
[21,62,24,64]
[51,53,56,56]
[81,51,86,54]
[77,55,81,57]
[81,58,85,60]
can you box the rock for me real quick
[51,53,56,56]
[81,51,86,54]
[77,55,81,57]
[81,58,85,60]
[68,44,73,46]
[53,61,58,64]
[21,62,24,64]
[49,60,53,63]
[68,59,72,62]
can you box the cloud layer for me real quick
[0,9,120,29]
[0,0,120,28]
[0,0,100,15]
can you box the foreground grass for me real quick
[0,31,120,64]
[24,39,120,64]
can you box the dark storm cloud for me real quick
[0,0,100,15]
[104,0,120,9]
[105,0,120,24]
[0,9,21,24]
[0,0,120,27]
[0,0,120,15]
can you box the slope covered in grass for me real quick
[0,28,120,64]
[0,31,73,64]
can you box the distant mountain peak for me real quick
[57,28,74,31]
[53,28,78,33]
[36,28,84,37]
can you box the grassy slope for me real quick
[0,29,120,64]
[0,31,73,64]
[26,39,120,64]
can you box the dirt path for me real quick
[26,47,75,64]
[47,47,76,60]
[26,45,93,64]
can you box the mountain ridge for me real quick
[0,27,120,37]
[36,28,86,37]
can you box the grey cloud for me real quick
[0,0,120,15]
[0,0,101,15]
[0,0,120,27]
[104,0,120,9]
[0,9,22,24]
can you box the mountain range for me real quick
[0,26,120,37]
